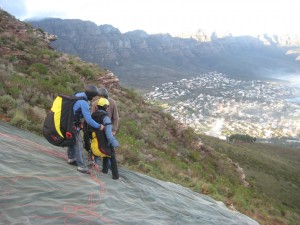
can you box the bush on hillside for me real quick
[0,95,17,114]
[228,134,256,143]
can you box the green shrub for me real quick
[27,122,43,135]
[40,49,58,58]
[30,71,41,78]
[0,95,17,113]
[40,98,52,109]
[228,133,256,142]
[8,55,17,62]
[37,28,44,33]
[23,105,45,123]
[125,88,141,101]
[16,41,25,50]
[188,151,201,161]
[80,66,94,79]
[29,63,48,75]
[37,78,54,93]
[7,87,21,98]
[9,73,32,87]
[10,111,29,129]
[182,127,197,146]
[0,83,5,95]
[193,181,203,193]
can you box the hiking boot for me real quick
[77,166,90,174]
[67,158,77,166]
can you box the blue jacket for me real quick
[73,92,100,129]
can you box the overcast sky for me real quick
[0,0,299,36]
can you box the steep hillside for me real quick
[28,18,300,90]
[1,9,299,225]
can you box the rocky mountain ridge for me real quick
[28,18,300,90]
[176,29,300,47]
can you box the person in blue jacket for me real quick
[67,85,103,174]
[88,97,120,180]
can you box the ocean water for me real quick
[286,97,300,103]
[276,73,300,87]
[277,74,300,104]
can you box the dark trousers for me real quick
[102,150,119,179]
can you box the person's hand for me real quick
[100,124,105,131]
[112,131,116,136]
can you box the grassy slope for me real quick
[0,9,299,225]
[200,135,300,225]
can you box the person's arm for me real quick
[103,116,119,148]
[109,99,119,135]
[79,100,101,129]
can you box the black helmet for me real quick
[98,87,109,99]
[84,85,99,100]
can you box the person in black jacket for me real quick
[86,98,120,180]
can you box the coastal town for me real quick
[144,72,300,142]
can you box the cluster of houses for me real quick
[145,72,300,140]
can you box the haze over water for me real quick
[277,74,300,87]
[275,74,300,103]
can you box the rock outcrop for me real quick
[95,69,120,89]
